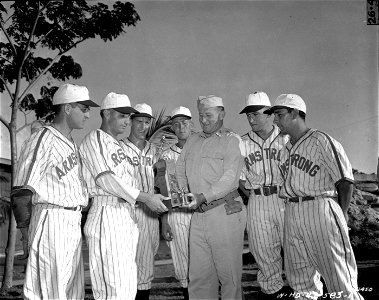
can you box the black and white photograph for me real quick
[0,1,378,299]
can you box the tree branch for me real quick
[0,76,14,101]
[19,38,85,101]
[0,116,10,131]
[18,52,62,101]
[0,19,17,56]
[19,2,42,71]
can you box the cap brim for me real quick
[131,113,155,119]
[264,105,288,115]
[77,100,100,107]
[239,105,267,114]
[170,114,192,120]
[112,107,138,114]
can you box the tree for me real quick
[0,0,140,292]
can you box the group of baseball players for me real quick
[10,82,364,300]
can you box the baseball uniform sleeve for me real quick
[203,134,244,202]
[318,133,354,186]
[80,131,140,202]
[13,128,51,195]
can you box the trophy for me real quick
[155,158,189,208]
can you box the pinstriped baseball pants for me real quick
[284,198,364,300]
[24,205,84,300]
[166,209,192,288]
[84,202,139,300]
[135,202,160,290]
[246,193,285,294]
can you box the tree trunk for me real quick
[1,101,19,292]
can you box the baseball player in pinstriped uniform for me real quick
[80,94,168,300]
[159,106,193,300]
[11,83,99,300]
[265,94,363,300]
[239,92,289,298]
[120,103,160,300]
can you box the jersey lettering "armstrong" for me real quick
[279,154,320,177]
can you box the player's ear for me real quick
[102,109,111,120]
[64,104,73,115]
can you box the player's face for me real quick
[130,116,152,141]
[172,116,192,141]
[246,108,270,132]
[109,110,131,135]
[68,103,90,129]
[273,108,293,134]
[198,106,224,135]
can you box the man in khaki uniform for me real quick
[176,95,247,299]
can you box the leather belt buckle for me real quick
[262,186,271,196]
[197,204,205,213]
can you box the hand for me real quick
[162,222,173,241]
[182,193,206,210]
[145,194,169,214]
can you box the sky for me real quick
[1,0,378,173]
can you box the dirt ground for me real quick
[1,238,379,300]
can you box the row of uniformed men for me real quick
[11,83,363,300]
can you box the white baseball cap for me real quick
[170,106,192,120]
[52,83,99,107]
[132,103,154,118]
[100,92,138,114]
[239,91,271,114]
[197,95,224,109]
[264,94,306,114]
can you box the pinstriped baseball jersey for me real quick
[279,129,354,198]
[120,138,160,290]
[14,126,88,207]
[80,129,139,299]
[161,144,192,288]
[80,129,136,204]
[239,125,289,294]
[240,126,289,188]
[15,125,87,300]
[278,128,362,300]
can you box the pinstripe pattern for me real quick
[284,199,362,300]
[279,129,362,300]
[161,145,192,288]
[80,130,138,299]
[84,200,139,300]
[15,126,87,300]
[120,138,160,290]
[240,126,288,294]
[15,126,88,207]
[279,129,354,198]
[24,205,84,300]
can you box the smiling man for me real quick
[265,94,363,300]
[176,95,247,299]
[120,103,162,300]
[239,91,289,299]
[11,83,99,300]
[80,94,168,300]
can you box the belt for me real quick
[36,203,84,211]
[253,186,278,196]
[63,206,83,211]
[196,189,239,213]
[287,196,315,203]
